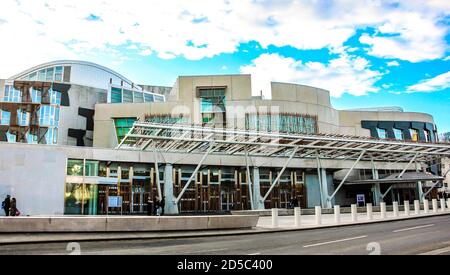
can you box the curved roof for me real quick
[9,60,134,85]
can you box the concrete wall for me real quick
[0,147,66,216]
[0,215,259,233]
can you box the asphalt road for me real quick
[1,215,449,255]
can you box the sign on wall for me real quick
[108,196,123,208]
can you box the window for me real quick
[38,69,46,81]
[67,159,84,176]
[393,128,404,140]
[45,128,58,145]
[144,93,155,102]
[122,89,133,103]
[46,67,54,81]
[0,111,10,125]
[377,128,387,139]
[424,130,431,143]
[31,89,41,103]
[4,85,21,102]
[410,129,419,142]
[55,66,63,82]
[114,118,137,143]
[40,105,60,127]
[133,92,144,103]
[49,89,61,105]
[28,72,37,81]
[17,110,29,126]
[154,95,165,102]
[245,113,317,134]
[26,133,38,144]
[111,87,122,103]
[199,88,226,128]
[85,161,99,177]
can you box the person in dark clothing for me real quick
[2,195,11,217]
[289,197,299,209]
[154,197,162,216]
[9,198,17,217]
[147,197,154,216]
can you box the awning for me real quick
[345,172,444,185]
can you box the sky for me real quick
[0,0,449,132]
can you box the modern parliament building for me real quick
[0,60,449,216]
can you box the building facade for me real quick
[0,61,448,216]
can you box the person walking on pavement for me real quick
[2,195,11,217]
[147,196,154,216]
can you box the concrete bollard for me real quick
[294,207,301,227]
[315,206,322,225]
[404,201,410,216]
[334,205,341,224]
[424,199,429,214]
[414,200,420,215]
[440,199,446,213]
[393,202,399,218]
[272,208,279,228]
[447,198,450,211]
[366,203,373,221]
[380,202,387,219]
[351,204,358,222]
[432,199,438,213]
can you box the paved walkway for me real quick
[257,209,450,229]
[0,209,449,245]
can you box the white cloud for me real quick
[240,53,382,98]
[407,71,450,93]
[387,61,400,67]
[221,65,228,70]
[139,49,153,56]
[0,0,448,77]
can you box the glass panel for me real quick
[122,89,133,103]
[410,129,419,141]
[64,183,83,215]
[377,128,387,139]
[393,128,403,140]
[114,118,137,143]
[0,111,10,125]
[38,69,46,81]
[28,72,37,81]
[133,92,144,103]
[154,95,165,102]
[46,67,54,81]
[67,159,84,176]
[55,66,63,82]
[111,88,122,103]
[85,161,99,177]
[144,93,155,102]
[31,89,41,103]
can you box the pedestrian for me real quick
[155,197,162,216]
[147,196,154,216]
[9,198,19,217]
[1,195,11,217]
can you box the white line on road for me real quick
[303,235,368,248]
[187,248,229,254]
[420,246,450,255]
[393,224,435,233]
[247,252,261,255]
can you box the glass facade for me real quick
[199,88,226,128]
[114,118,137,143]
[393,128,404,140]
[109,86,165,104]
[245,113,317,134]
[24,66,65,83]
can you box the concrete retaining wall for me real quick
[0,215,259,233]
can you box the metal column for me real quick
[252,167,265,210]
[164,164,179,215]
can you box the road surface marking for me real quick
[303,235,368,248]
[420,246,450,255]
[393,224,434,233]
[187,248,229,254]
[247,252,261,255]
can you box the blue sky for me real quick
[0,0,449,132]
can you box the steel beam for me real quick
[174,143,215,204]
[398,152,419,179]
[244,148,254,210]
[262,146,299,202]
[328,150,366,202]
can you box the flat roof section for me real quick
[117,122,450,163]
